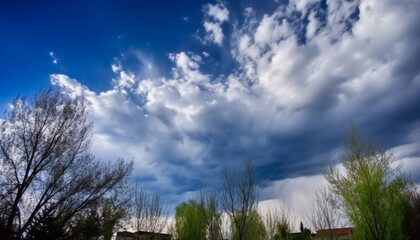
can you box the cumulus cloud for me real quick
[51,74,91,98]
[51,0,420,216]
[202,2,229,45]
[205,2,229,22]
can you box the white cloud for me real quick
[259,175,330,231]
[232,0,420,118]
[306,10,319,40]
[392,132,420,181]
[113,70,136,89]
[50,74,92,98]
[289,0,320,16]
[202,2,229,46]
[205,2,229,23]
[169,52,209,83]
[204,21,225,45]
[111,63,122,73]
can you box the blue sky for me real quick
[1,0,420,219]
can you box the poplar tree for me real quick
[325,125,409,240]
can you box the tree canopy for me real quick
[325,125,410,240]
[173,200,207,240]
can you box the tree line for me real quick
[1,90,419,240]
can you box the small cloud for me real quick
[183,16,189,21]
[205,2,229,23]
[204,21,224,45]
[189,52,202,62]
[111,63,122,73]
[49,51,59,64]
[113,71,136,89]
[244,7,253,17]
[201,2,230,46]
[202,52,209,57]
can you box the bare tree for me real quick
[219,156,256,240]
[132,182,168,234]
[0,90,133,239]
[305,186,342,239]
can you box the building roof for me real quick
[317,227,353,236]
[116,231,136,238]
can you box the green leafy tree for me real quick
[24,206,67,240]
[99,198,129,240]
[403,187,420,240]
[70,205,102,240]
[231,209,265,240]
[265,208,293,240]
[291,222,311,240]
[68,197,128,240]
[198,190,223,240]
[325,125,410,240]
[173,200,206,240]
[273,215,293,240]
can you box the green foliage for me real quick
[71,206,102,240]
[292,222,311,240]
[24,206,67,240]
[325,125,410,240]
[403,188,420,240]
[273,216,293,240]
[99,199,128,240]
[69,198,128,240]
[198,191,223,240]
[264,208,294,240]
[231,209,266,240]
[174,200,207,240]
